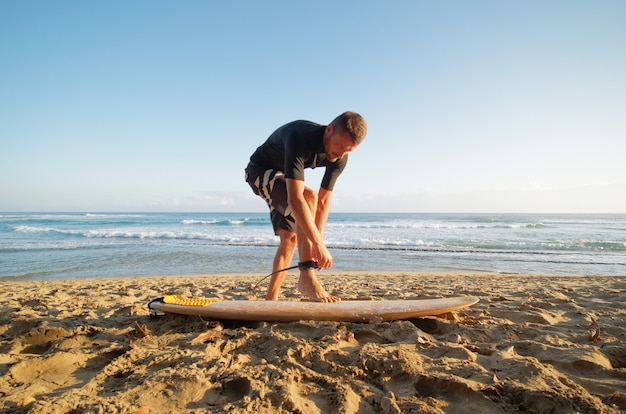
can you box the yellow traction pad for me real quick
[162,295,221,307]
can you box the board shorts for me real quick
[245,163,296,235]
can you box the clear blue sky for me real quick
[1,1,625,213]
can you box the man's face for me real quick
[324,125,357,162]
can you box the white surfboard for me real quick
[149,296,479,322]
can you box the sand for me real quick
[1,272,625,414]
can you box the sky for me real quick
[1,1,625,213]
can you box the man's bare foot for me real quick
[297,271,341,302]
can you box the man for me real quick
[245,111,367,302]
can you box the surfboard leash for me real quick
[250,260,318,293]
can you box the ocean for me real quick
[1,213,625,281]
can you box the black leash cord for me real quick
[251,265,298,292]
[251,260,318,292]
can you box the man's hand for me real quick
[313,242,333,269]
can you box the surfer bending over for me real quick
[245,112,367,302]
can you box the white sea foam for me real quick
[182,218,248,225]
[14,225,59,233]
[182,219,220,225]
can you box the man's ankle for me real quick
[298,260,318,270]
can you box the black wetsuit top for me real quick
[248,120,347,191]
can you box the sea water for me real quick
[1,213,625,280]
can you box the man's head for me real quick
[323,111,367,162]
[331,111,367,145]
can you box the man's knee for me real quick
[279,230,297,250]
[302,187,318,207]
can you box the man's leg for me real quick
[245,166,297,300]
[266,229,297,300]
[296,187,340,302]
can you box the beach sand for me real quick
[1,272,625,413]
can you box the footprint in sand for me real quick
[282,379,339,414]
[413,374,495,406]
[12,325,73,355]
[5,325,129,408]
[223,376,252,402]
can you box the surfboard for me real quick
[148,295,479,322]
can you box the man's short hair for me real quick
[331,111,367,145]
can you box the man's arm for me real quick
[315,187,332,237]
[285,178,333,268]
